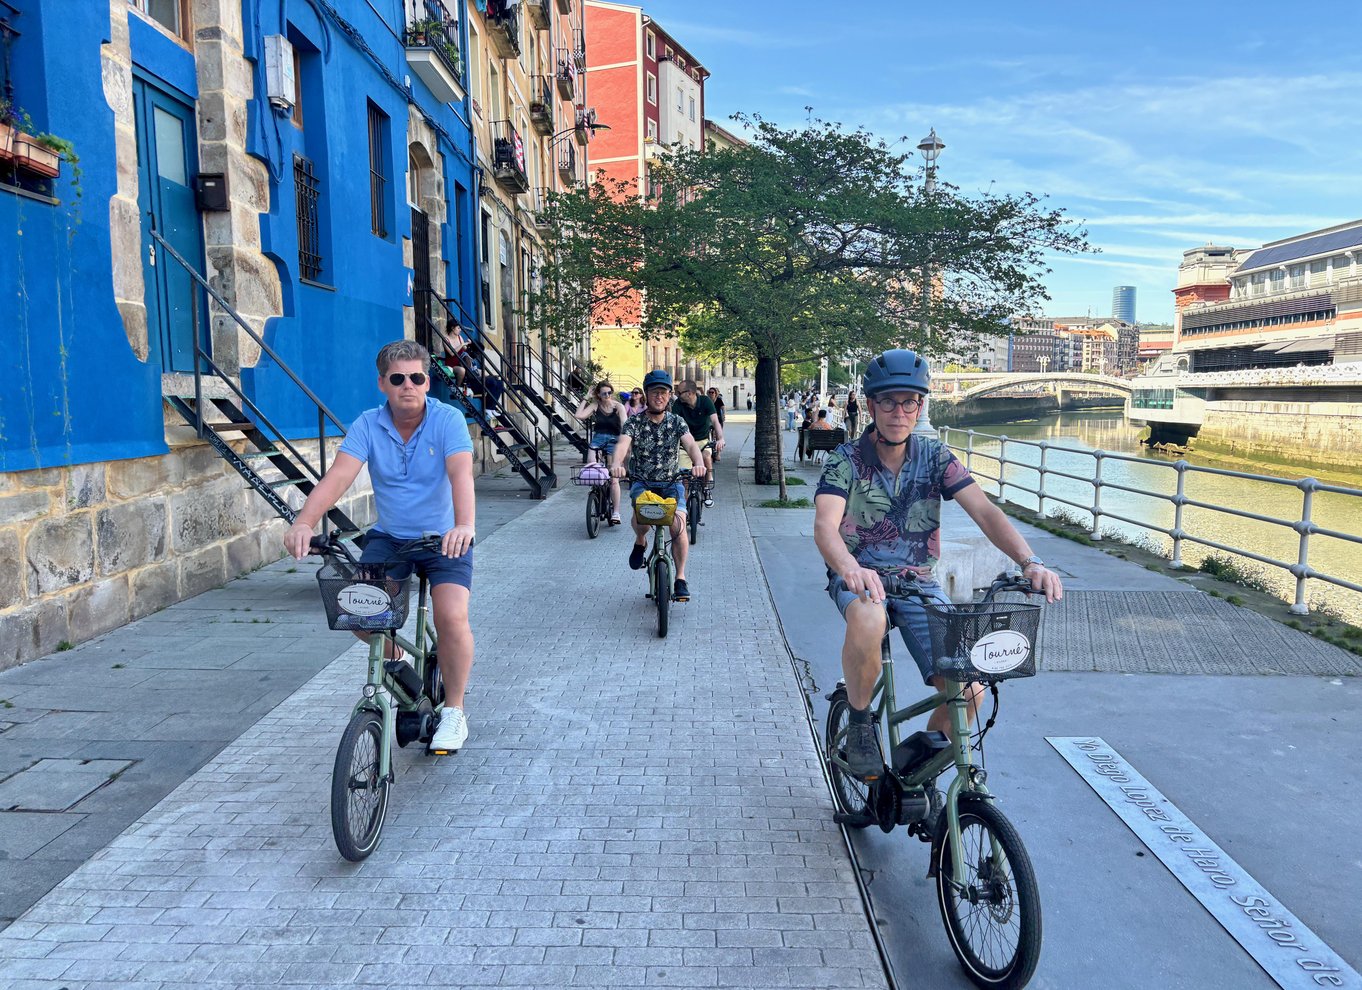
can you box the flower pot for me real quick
[14,132,60,178]
[0,123,14,163]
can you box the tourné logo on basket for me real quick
[969,630,1031,674]
[338,584,392,617]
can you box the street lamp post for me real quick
[914,129,944,437]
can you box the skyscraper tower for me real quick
[1112,285,1136,325]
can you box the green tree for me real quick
[531,113,1088,486]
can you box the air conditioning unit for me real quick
[264,36,296,115]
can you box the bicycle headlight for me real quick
[362,684,377,699]
[971,767,988,786]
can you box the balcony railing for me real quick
[491,119,529,194]
[532,187,553,228]
[574,106,596,142]
[404,1,465,104]
[555,55,576,99]
[556,0,571,13]
[525,0,549,30]
[572,26,586,68]
[529,77,554,135]
[487,0,521,59]
[558,142,577,182]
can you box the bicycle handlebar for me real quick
[308,531,453,564]
[881,570,1039,602]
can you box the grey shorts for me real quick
[827,573,950,685]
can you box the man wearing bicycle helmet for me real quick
[813,349,1062,779]
[610,369,708,601]
[284,340,477,755]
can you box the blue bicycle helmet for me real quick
[862,349,930,397]
[643,369,673,390]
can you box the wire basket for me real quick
[923,601,1042,682]
[315,556,411,631]
[572,463,611,487]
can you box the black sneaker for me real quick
[628,543,646,570]
[845,721,882,780]
[673,578,691,601]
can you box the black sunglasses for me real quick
[388,372,427,386]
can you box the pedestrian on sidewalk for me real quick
[812,349,1063,779]
[284,339,477,755]
[707,387,727,463]
[845,389,860,437]
[575,380,625,524]
[785,394,799,431]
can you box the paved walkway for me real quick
[0,420,888,990]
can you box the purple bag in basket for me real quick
[577,462,610,486]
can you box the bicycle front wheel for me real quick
[653,556,671,637]
[687,491,700,544]
[331,708,390,862]
[936,800,1042,989]
[586,488,601,539]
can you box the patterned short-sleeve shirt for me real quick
[816,431,975,579]
[623,411,691,482]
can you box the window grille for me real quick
[368,101,387,237]
[294,153,323,281]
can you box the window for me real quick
[469,27,482,105]
[294,153,323,281]
[646,119,657,141]
[689,95,695,121]
[489,62,501,119]
[129,0,187,40]
[481,210,494,327]
[290,47,304,127]
[1289,264,1305,289]
[367,102,389,237]
[676,87,683,111]
[665,45,673,59]
[646,31,655,58]
[647,72,656,105]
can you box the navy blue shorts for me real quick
[827,573,949,685]
[360,532,473,590]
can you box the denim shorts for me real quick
[827,572,950,684]
[629,481,687,517]
[589,436,619,457]
[360,531,473,590]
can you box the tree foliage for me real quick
[530,113,1090,482]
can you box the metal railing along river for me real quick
[939,426,1362,616]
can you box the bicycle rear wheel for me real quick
[687,488,700,544]
[331,708,390,862]
[824,688,873,827]
[586,488,601,539]
[936,800,1042,988]
[653,556,671,637]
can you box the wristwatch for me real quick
[1019,555,1045,571]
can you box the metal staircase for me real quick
[510,341,593,457]
[149,229,361,535]
[417,291,559,499]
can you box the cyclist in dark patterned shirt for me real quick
[814,349,1062,779]
[610,369,707,601]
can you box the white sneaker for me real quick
[430,707,468,753]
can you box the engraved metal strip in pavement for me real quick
[1049,737,1360,990]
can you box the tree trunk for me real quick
[754,354,782,485]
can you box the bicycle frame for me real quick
[356,574,438,782]
[644,520,674,595]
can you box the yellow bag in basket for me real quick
[634,488,677,526]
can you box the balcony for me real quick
[572,26,586,69]
[555,56,576,99]
[532,187,554,229]
[529,78,554,136]
[556,0,571,13]
[491,120,529,195]
[574,106,596,143]
[404,2,465,104]
[525,0,549,30]
[558,142,577,183]
[487,0,521,59]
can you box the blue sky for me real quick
[634,0,1362,324]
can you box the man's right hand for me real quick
[839,565,886,605]
[610,465,628,479]
[284,522,315,561]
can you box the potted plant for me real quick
[14,131,68,179]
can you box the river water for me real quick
[945,411,1362,625]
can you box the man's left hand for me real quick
[443,524,475,558]
[1024,564,1063,603]
[714,438,725,452]
[691,462,708,478]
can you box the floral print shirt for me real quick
[816,432,975,579]
[623,411,691,482]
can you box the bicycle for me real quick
[310,531,449,862]
[824,572,1045,989]
[573,463,613,538]
[630,470,691,638]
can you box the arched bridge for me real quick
[936,372,1133,401]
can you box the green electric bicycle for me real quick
[310,532,448,862]
[632,470,692,638]
[824,573,1044,989]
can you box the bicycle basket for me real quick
[633,489,677,526]
[315,556,412,632]
[573,463,611,487]
[923,601,1042,682]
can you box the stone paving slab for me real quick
[0,428,887,989]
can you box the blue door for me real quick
[133,78,206,374]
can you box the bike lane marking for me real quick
[1048,736,1360,990]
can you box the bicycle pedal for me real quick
[427,745,461,756]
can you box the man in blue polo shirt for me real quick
[285,340,476,754]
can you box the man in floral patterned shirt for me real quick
[814,350,1062,779]
[611,369,707,601]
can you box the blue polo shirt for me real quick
[338,398,474,539]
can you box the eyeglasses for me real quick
[598,389,613,396]
[678,390,696,398]
[872,395,923,413]
[387,372,428,387]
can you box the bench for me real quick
[799,426,846,463]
